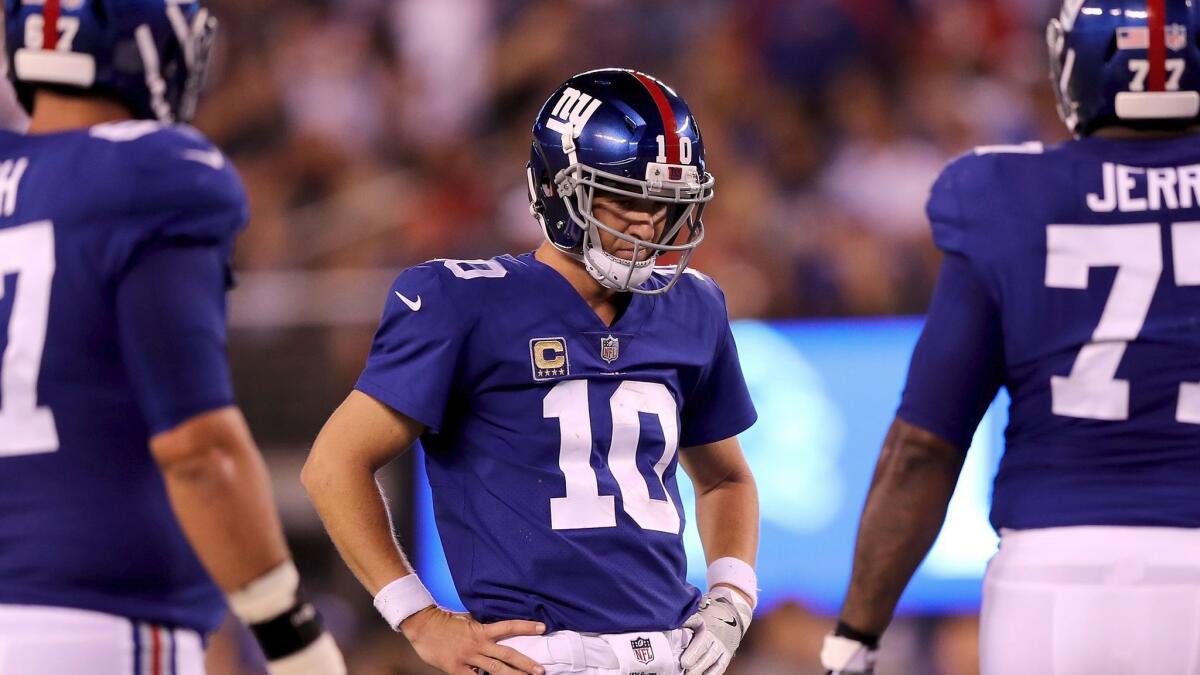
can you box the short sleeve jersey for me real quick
[356,254,758,634]
[0,121,247,633]
[903,138,1200,531]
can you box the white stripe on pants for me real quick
[500,627,692,674]
[0,605,204,675]
[981,526,1200,675]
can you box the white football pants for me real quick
[0,605,204,675]
[981,526,1200,675]
[501,627,691,675]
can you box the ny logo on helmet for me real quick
[546,87,602,140]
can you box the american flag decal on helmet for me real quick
[1117,27,1150,50]
[1115,24,1185,52]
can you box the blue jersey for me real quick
[900,137,1200,531]
[356,254,757,634]
[0,121,247,633]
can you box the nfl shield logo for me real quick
[600,335,620,364]
[630,636,654,665]
[1167,24,1188,52]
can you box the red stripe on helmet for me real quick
[43,0,60,50]
[1147,0,1167,91]
[631,71,680,164]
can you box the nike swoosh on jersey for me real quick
[395,291,422,312]
[180,148,226,170]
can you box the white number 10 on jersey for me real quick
[544,379,682,534]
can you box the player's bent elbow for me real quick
[299,441,350,502]
[299,453,328,498]
[877,419,964,481]
[150,407,258,486]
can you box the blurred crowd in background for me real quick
[196,0,1068,672]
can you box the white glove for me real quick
[820,634,877,675]
[680,587,753,675]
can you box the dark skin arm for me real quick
[836,418,966,636]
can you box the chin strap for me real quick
[581,233,655,291]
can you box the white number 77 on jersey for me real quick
[1046,222,1200,423]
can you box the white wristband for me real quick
[227,561,301,624]
[707,557,758,609]
[374,574,436,631]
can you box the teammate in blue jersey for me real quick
[822,2,1200,674]
[304,69,760,675]
[0,1,346,673]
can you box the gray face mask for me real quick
[550,161,713,295]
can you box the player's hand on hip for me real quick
[820,634,877,675]
[401,606,547,675]
[680,587,753,675]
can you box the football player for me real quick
[303,69,760,675]
[822,2,1200,674]
[0,1,345,673]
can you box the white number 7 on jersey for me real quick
[0,221,60,455]
[1173,223,1200,423]
[1045,222,1200,424]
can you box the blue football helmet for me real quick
[527,68,715,294]
[1049,0,1200,136]
[5,0,217,123]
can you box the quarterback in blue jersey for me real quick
[304,69,760,675]
[0,1,345,673]
[823,2,1200,674]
